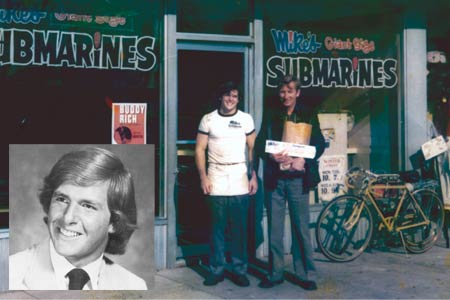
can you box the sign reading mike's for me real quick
[266,28,398,89]
[0,9,157,72]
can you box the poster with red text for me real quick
[112,103,147,144]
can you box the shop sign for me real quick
[0,9,46,24]
[266,29,398,89]
[270,29,322,54]
[53,13,127,28]
[0,9,157,71]
[324,36,375,54]
[112,103,147,144]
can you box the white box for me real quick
[265,140,316,159]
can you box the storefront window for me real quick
[262,3,401,201]
[426,9,450,139]
[425,7,450,208]
[177,0,250,35]
[0,1,162,216]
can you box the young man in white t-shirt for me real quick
[195,81,258,287]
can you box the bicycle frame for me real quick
[362,181,430,233]
[316,167,444,262]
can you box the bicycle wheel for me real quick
[401,189,444,253]
[316,195,373,262]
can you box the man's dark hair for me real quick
[277,74,301,91]
[115,126,132,140]
[216,81,240,102]
[39,147,137,255]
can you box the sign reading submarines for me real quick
[0,9,157,71]
[266,29,398,89]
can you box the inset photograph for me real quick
[9,145,155,290]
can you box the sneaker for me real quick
[230,274,250,287]
[203,273,224,286]
[258,276,284,288]
[290,276,317,290]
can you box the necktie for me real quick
[67,268,90,290]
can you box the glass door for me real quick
[176,44,248,260]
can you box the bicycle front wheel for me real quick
[316,195,373,262]
[401,189,444,253]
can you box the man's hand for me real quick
[200,175,212,195]
[270,150,293,164]
[290,157,305,171]
[248,172,258,195]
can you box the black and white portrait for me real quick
[9,145,155,290]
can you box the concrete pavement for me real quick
[1,237,449,299]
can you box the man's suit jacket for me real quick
[9,239,147,290]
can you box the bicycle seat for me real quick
[405,182,414,192]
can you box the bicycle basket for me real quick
[345,167,368,194]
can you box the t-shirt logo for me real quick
[229,120,242,128]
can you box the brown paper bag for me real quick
[280,121,312,170]
[282,121,312,144]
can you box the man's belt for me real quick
[209,162,245,166]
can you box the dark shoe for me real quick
[203,273,224,286]
[258,276,284,288]
[230,274,250,287]
[291,277,317,290]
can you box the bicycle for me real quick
[315,167,445,262]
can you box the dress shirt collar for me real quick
[49,239,104,290]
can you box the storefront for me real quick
[1,0,448,274]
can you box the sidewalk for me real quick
[1,239,449,299]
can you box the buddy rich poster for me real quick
[112,103,147,144]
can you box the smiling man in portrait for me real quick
[9,146,149,290]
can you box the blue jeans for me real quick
[208,194,249,276]
[267,177,315,280]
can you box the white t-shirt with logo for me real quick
[198,109,255,196]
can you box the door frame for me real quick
[162,14,263,268]
[175,43,249,260]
